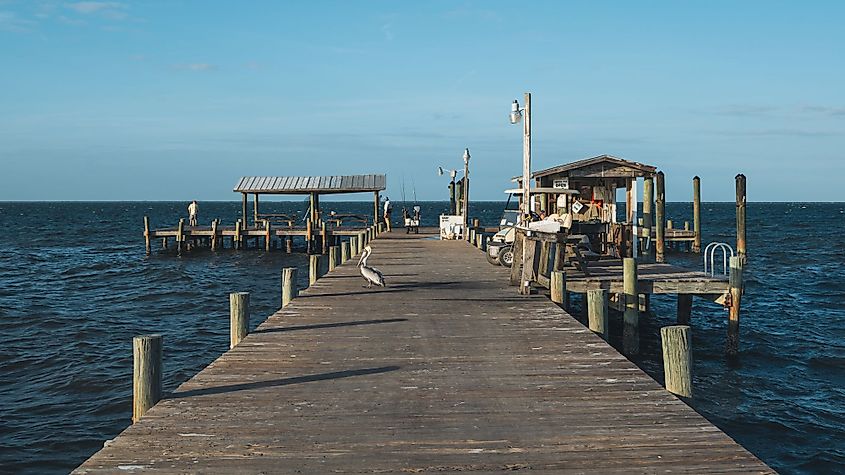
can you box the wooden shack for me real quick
[515,155,657,257]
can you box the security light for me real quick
[509,99,523,124]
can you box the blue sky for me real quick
[1,1,843,201]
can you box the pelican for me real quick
[358,245,386,288]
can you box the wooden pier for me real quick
[77,229,769,473]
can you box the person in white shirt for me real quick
[383,197,392,231]
[187,200,199,226]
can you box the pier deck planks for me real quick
[75,231,770,474]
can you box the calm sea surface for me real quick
[0,201,842,474]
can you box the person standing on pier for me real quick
[383,197,392,232]
[187,200,198,226]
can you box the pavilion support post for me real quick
[655,171,666,263]
[241,193,247,226]
[692,176,702,253]
[736,174,747,263]
[321,222,328,255]
[643,178,653,256]
[623,257,639,355]
[726,256,744,355]
[305,218,313,254]
[143,216,151,255]
[374,191,380,228]
[253,193,259,227]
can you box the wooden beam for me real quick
[241,193,247,226]
[655,171,666,263]
[692,176,701,253]
[735,174,746,263]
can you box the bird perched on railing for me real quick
[358,245,386,288]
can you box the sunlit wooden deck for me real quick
[77,230,769,474]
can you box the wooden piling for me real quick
[726,256,744,355]
[176,218,184,255]
[677,294,693,325]
[285,236,293,253]
[736,174,747,263]
[655,171,666,263]
[264,220,271,252]
[667,219,674,230]
[509,229,524,286]
[282,268,298,308]
[234,219,241,250]
[309,255,320,286]
[693,176,702,253]
[469,228,476,245]
[623,257,639,355]
[643,177,653,245]
[538,241,550,277]
[253,193,259,226]
[341,242,350,263]
[229,292,249,349]
[587,289,609,339]
[211,219,219,251]
[550,270,566,308]
[305,218,313,254]
[132,334,162,423]
[329,246,339,271]
[661,325,692,398]
[241,193,247,225]
[143,216,151,255]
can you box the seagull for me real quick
[358,245,386,288]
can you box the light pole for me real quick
[462,148,471,241]
[510,93,531,224]
[437,148,471,240]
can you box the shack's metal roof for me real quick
[234,175,386,194]
[513,155,657,180]
[533,155,656,178]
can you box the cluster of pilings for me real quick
[130,221,387,422]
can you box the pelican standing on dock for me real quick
[358,245,386,288]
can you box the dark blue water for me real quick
[0,201,842,474]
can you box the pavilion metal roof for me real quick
[234,174,386,194]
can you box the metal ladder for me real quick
[703,242,734,276]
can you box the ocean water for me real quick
[0,201,842,474]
